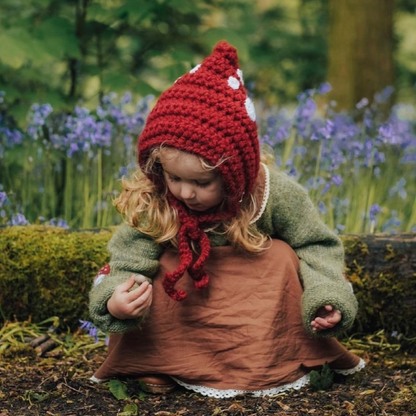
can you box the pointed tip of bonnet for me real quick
[208,41,239,71]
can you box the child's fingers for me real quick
[129,284,153,308]
[327,310,342,323]
[126,281,150,301]
[312,317,334,329]
[130,287,153,316]
[116,275,137,293]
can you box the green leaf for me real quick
[167,0,207,15]
[108,379,130,400]
[309,362,334,391]
[33,17,81,59]
[0,27,54,68]
[117,0,154,21]
[119,403,139,416]
[133,80,160,96]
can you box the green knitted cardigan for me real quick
[89,167,358,336]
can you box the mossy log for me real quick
[1,226,415,342]
[342,233,416,341]
[0,226,112,330]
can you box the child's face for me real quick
[159,149,224,212]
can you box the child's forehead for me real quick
[159,148,210,167]
[159,148,217,176]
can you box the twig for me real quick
[35,339,57,356]
[29,334,50,347]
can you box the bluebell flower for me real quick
[0,191,6,208]
[318,82,332,95]
[318,201,327,215]
[381,212,402,233]
[79,320,108,344]
[356,97,369,110]
[374,86,394,104]
[331,175,343,186]
[389,178,407,199]
[46,218,69,229]
[369,204,382,221]
[8,213,30,225]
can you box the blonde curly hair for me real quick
[114,146,274,253]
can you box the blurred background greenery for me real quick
[1,0,415,125]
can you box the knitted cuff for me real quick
[89,270,145,333]
[301,281,358,338]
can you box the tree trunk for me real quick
[327,0,395,111]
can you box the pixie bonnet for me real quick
[138,41,260,300]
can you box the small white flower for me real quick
[228,76,240,90]
[237,69,244,84]
[245,97,256,121]
[190,64,201,74]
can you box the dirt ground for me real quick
[0,341,415,416]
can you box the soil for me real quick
[0,345,415,416]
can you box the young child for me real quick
[89,41,365,397]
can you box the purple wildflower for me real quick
[79,320,108,344]
[374,86,394,104]
[331,175,343,186]
[318,201,327,215]
[369,204,382,221]
[356,98,369,110]
[389,178,407,199]
[318,83,332,95]
[46,218,69,229]
[0,191,6,208]
[8,213,30,225]
[79,320,99,343]
[381,212,402,233]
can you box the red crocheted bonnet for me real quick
[138,41,260,300]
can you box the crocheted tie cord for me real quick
[162,195,211,301]
[138,41,260,300]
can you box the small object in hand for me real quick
[134,274,147,285]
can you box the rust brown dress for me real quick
[92,239,364,397]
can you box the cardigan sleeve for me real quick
[264,169,358,337]
[89,223,162,333]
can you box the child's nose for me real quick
[180,184,196,200]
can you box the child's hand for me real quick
[107,275,153,320]
[311,305,341,332]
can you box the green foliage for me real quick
[0,225,112,329]
[309,362,334,391]
[119,403,139,416]
[108,379,130,400]
[1,0,415,122]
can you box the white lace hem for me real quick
[171,358,366,398]
[250,163,270,224]
[333,357,366,375]
[171,374,310,398]
[89,375,107,384]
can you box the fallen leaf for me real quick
[275,401,290,411]
[360,389,376,395]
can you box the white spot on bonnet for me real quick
[190,64,201,74]
[245,97,256,121]
[228,76,240,90]
[237,69,244,84]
